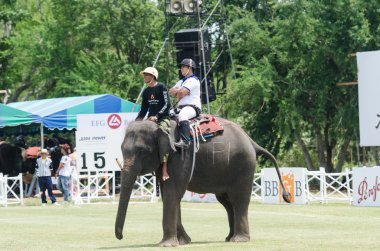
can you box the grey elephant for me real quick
[115,119,290,247]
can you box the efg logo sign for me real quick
[107,114,122,129]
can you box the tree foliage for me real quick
[1,0,380,170]
[1,0,164,102]
[226,0,380,171]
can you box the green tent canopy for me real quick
[0,103,40,128]
[8,94,139,130]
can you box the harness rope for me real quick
[188,122,206,182]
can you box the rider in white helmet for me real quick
[169,59,201,149]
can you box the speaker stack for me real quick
[166,0,200,15]
[174,28,216,104]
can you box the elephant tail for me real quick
[250,139,292,203]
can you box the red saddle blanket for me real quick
[189,114,224,139]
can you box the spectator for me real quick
[36,149,58,206]
[69,147,77,175]
[56,146,72,204]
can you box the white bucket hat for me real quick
[39,149,48,155]
[140,67,158,79]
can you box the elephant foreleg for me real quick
[159,183,180,247]
[216,193,235,241]
[177,204,191,245]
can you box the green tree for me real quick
[1,0,166,102]
[226,0,379,171]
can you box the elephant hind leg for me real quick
[228,191,251,242]
[216,193,234,242]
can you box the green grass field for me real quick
[1,198,380,251]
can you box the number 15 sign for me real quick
[76,113,138,171]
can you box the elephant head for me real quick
[115,121,168,240]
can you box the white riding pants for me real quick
[177,106,197,122]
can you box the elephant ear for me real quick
[157,127,176,153]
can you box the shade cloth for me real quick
[0,103,40,128]
[7,94,139,130]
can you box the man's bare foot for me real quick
[162,174,170,181]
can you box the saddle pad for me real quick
[190,114,224,139]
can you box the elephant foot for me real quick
[158,237,179,247]
[178,234,191,245]
[229,234,250,242]
[225,234,233,242]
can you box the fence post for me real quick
[19,173,24,206]
[320,167,327,203]
[345,168,352,205]
[0,173,4,207]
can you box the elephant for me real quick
[115,118,291,247]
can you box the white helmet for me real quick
[140,67,158,79]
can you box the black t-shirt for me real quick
[136,82,170,120]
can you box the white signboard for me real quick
[261,168,307,204]
[352,167,380,207]
[76,113,138,171]
[182,191,217,203]
[357,50,380,146]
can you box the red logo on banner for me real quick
[357,176,380,204]
[107,114,122,129]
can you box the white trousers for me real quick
[177,106,197,122]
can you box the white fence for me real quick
[131,175,157,202]
[305,168,353,203]
[251,168,353,204]
[0,173,23,207]
[0,167,359,206]
[70,172,157,204]
[71,171,116,204]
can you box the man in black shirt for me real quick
[136,67,171,181]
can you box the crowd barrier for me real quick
[0,173,23,207]
[71,171,116,204]
[0,167,366,206]
[251,168,353,203]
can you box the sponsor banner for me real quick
[261,168,307,204]
[182,191,217,203]
[357,50,380,146]
[76,113,138,171]
[353,167,380,206]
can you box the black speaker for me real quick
[174,28,216,104]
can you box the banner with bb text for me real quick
[261,168,307,204]
[76,113,138,171]
[352,167,380,207]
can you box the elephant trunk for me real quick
[115,166,139,240]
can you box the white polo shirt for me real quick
[174,74,201,110]
[59,155,72,177]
